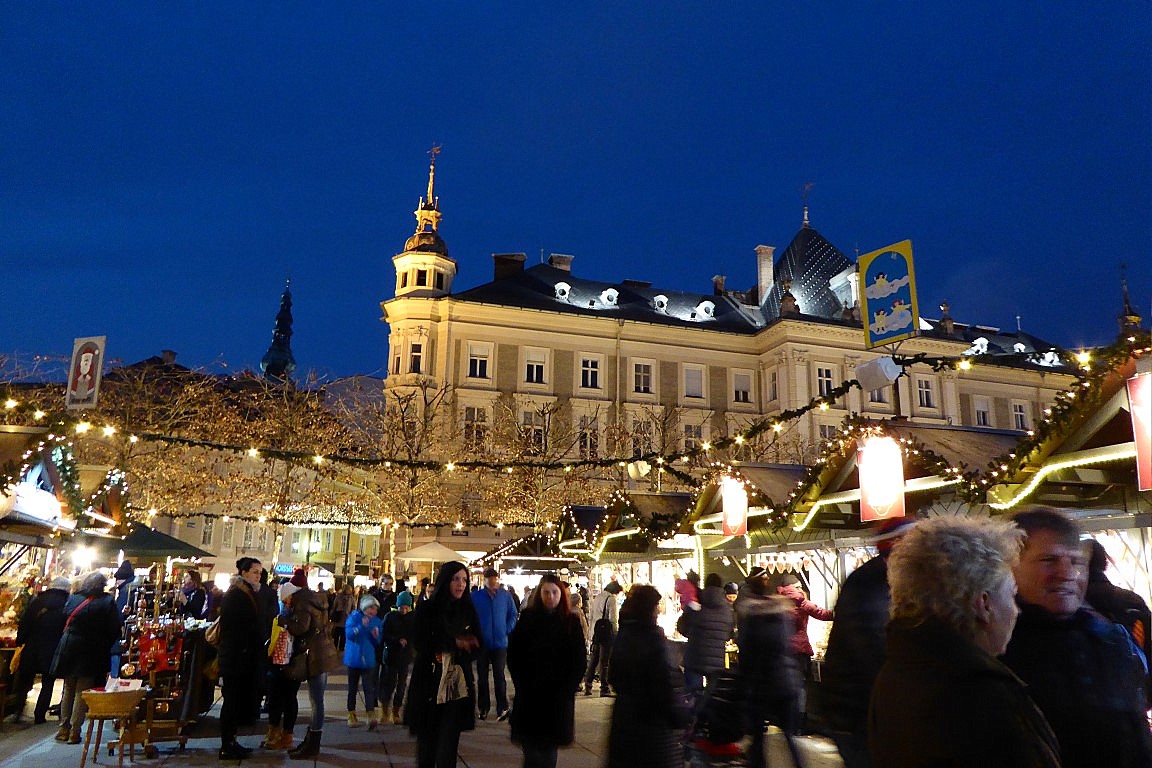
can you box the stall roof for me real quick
[98,524,214,563]
[475,533,581,574]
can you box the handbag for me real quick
[435,658,469,704]
[9,645,23,676]
[269,623,294,665]
[592,597,614,644]
[204,617,221,646]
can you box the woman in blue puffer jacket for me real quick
[344,594,384,730]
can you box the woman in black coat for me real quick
[13,576,71,723]
[51,572,123,743]
[607,585,687,768]
[405,561,482,768]
[507,574,587,768]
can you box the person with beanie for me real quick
[113,560,135,615]
[11,576,71,724]
[263,581,303,752]
[284,568,343,759]
[344,594,384,729]
[380,589,416,724]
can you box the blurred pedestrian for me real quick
[381,590,416,723]
[606,585,687,768]
[583,581,622,696]
[216,558,264,760]
[285,568,343,759]
[682,572,734,696]
[406,562,481,768]
[331,584,355,651]
[11,576,70,724]
[507,573,586,768]
[870,515,1059,768]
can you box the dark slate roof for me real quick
[453,263,763,333]
[761,226,854,321]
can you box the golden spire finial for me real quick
[425,144,441,209]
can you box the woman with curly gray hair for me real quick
[868,515,1060,768]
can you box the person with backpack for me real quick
[583,580,622,697]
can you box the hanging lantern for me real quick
[721,475,748,536]
[1128,372,1151,491]
[859,435,906,522]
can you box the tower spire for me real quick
[1119,263,1143,335]
[414,144,443,235]
[260,278,297,382]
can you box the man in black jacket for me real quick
[11,576,71,723]
[1002,509,1152,768]
[218,557,264,760]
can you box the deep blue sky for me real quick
[3,4,1150,381]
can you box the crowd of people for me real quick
[8,504,1152,768]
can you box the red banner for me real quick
[859,436,906,523]
[1129,373,1151,491]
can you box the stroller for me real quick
[685,670,746,767]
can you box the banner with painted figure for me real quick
[858,240,919,349]
[66,335,106,410]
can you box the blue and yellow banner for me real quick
[858,240,919,349]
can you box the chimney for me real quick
[161,349,177,364]
[755,245,775,306]
[493,252,527,280]
[547,253,573,272]
[712,275,726,296]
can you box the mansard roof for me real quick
[453,263,764,333]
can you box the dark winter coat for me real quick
[382,609,414,666]
[1087,572,1152,699]
[607,618,686,768]
[405,591,481,736]
[777,582,833,657]
[682,585,734,676]
[819,554,891,731]
[734,585,800,726]
[216,579,263,677]
[507,606,586,748]
[870,617,1061,768]
[285,587,342,677]
[1002,601,1152,768]
[51,592,122,679]
[16,587,69,674]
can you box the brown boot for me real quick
[366,707,379,732]
[55,724,70,742]
[68,727,82,745]
[260,726,282,748]
[275,728,295,750]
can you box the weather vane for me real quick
[428,144,441,166]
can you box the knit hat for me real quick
[279,582,301,602]
[360,595,380,612]
[778,573,800,587]
[113,560,135,582]
[289,568,309,589]
[603,581,623,595]
[747,566,767,581]
[50,576,72,591]
[874,517,918,555]
[723,581,740,596]
[396,590,414,609]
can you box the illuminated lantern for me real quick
[859,435,906,522]
[721,475,748,536]
[1128,373,1151,491]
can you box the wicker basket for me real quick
[81,688,147,718]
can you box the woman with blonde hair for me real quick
[869,515,1060,767]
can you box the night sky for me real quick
[3,4,1150,381]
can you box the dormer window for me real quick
[555,282,571,301]
[600,288,619,306]
[653,294,669,312]
[690,300,715,320]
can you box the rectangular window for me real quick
[525,349,546,384]
[338,533,348,554]
[1013,402,1029,430]
[869,387,889,404]
[522,410,546,454]
[768,370,778,402]
[409,343,423,374]
[416,269,428,287]
[467,344,489,379]
[322,530,334,551]
[401,272,409,289]
[201,517,215,547]
[733,372,752,404]
[392,354,401,375]
[463,406,489,449]
[684,366,704,399]
[631,418,654,456]
[372,538,379,557]
[917,379,935,408]
[292,531,302,551]
[358,537,366,556]
[222,520,235,548]
[434,271,445,290]
[580,357,600,389]
[634,363,653,394]
[683,423,703,451]
[818,424,837,440]
[243,522,254,548]
[579,415,599,459]
[256,526,268,551]
[817,367,834,397]
[974,397,991,427]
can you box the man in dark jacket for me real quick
[734,567,802,768]
[11,576,71,723]
[52,572,123,743]
[682,572,734,695]
[1085,538,1152,701]
[217,557,264,760]
[1002,508,1152,768]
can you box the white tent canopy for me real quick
[397,541,469,564]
